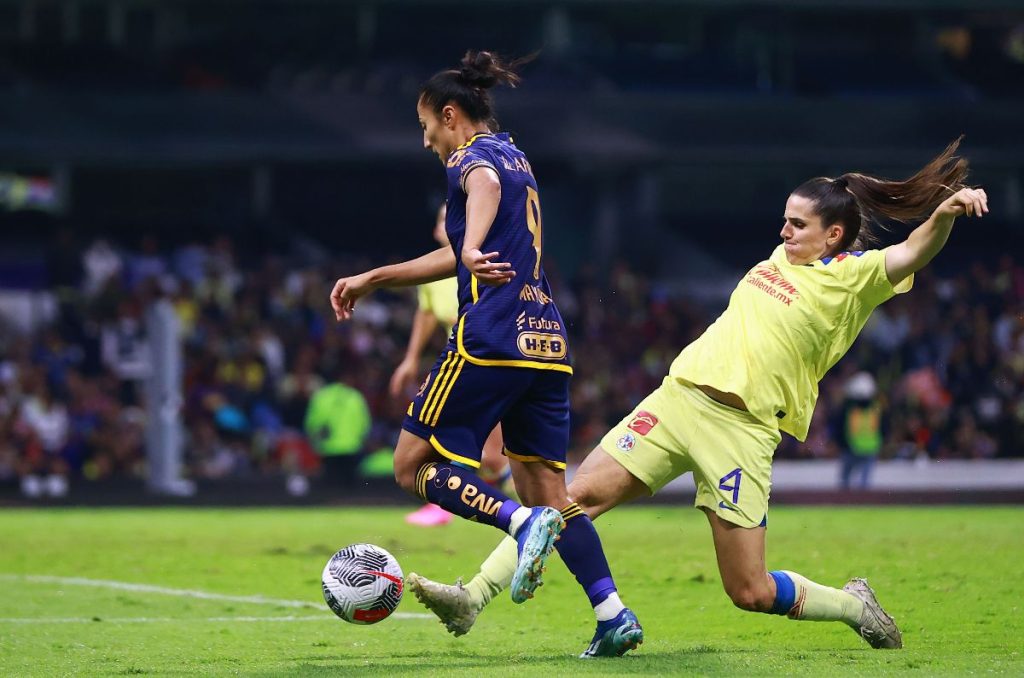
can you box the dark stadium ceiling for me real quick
[0,91,1020,169]
[0,0,1021,7]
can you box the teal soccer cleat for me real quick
[510,506,564,604]
[580,608,644,658]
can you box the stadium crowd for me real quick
[0,234,1022,496]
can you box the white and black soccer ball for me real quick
[321,543,404,624]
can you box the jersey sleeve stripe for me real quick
[458,161,498,192]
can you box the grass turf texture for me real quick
[1,506,1021,676]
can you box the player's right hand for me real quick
[461,248,515,286]
[330,272,374,322]
[389,358,419,398]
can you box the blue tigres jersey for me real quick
[444,132,571,373]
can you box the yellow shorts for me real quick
[600,376,781,528]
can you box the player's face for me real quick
[417,99,453,162]
[780,194,843,265]
[433,204,449,246]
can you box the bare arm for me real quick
[389,308,440,398]
[369,246,457,288]
[331,246,455,322]
[461,167,515,286]
[885,187,988,286]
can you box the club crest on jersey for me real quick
[446,149,468,168]
[616,432,636,452]
[627,411,659,436]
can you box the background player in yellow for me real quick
[409,139,987,651]
[390,204,509,527]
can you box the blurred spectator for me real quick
[304,368,371,486]
[835,372,884,490]
[82,239,123,298]
[100,298,151,404]
[18,375,70,497]
[0,232,1021,496]
[126,235,167,291]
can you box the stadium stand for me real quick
[1,0,1022,499]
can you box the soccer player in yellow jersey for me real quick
[408,139,988,651]
[391,204,509,527]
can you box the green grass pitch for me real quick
[1,506,1021,676]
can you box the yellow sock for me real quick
[463,536,518,608]
[782,570,864,625]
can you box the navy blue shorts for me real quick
[402,349,570,470]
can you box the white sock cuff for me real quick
[507,507,531,537]
[594,591,625,621]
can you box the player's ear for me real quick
[442,105,457,128]
[827,223,844,248]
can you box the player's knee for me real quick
[392,458,420,495]
[725,581,775,613]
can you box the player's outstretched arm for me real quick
[461,167,515,286]
[884,186,988,286]
[331,246,456,322]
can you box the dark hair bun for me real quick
[419,50,528,126]
[458,50,521,89]
[459,51,500,88]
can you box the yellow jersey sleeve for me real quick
[416,277,460,331]
[814,247,913,307]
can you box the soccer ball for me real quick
[321,543,404,624]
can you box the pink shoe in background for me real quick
[406,503,453,527]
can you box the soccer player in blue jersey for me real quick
[391,204,512,527]
[330,50,642,657]
[408,140,987,651]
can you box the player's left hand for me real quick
[462,248,516,286]
[936,186,989,219]
[330,272,374,321]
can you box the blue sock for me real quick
[769,570,796,615]
[415,462,521,531]
[554,503,617,606]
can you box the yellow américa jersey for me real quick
[417,276,460,332]
[670,245,913,441]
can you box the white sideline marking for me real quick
[0,574,433,621]
[0,616,331,624]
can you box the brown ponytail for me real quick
[793,137,970,252]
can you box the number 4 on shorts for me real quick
[718,468,742,509]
